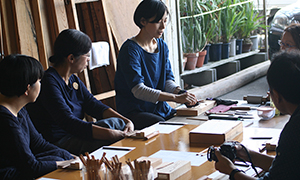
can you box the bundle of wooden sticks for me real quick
[126,158,152,180]
[79,152,124,180]
[79,152,152,180]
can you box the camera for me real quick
[207,141,237,162]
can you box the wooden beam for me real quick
[101,0,139,49]
[94,90,116,101]
[30,0,48,69]
[12,0,39,59]
[65,0,80,29]
[47,0,69,36]
[73,0,98,3]
[0,0,17,55]
[0,2,4,60]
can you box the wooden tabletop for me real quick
[39,113,290,180]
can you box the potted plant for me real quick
[220,0,245,58]
[194,0,207,68]
[209,8,223,61]
[238,2,266,53]
[200,0,215,64]
[180,0,199,70]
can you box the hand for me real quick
[175,92,198,105]
[214,148,236,175]
[123,121,134,133]
[108,129,125,142]
[235,143,254,162]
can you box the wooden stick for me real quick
[79,154,87,166]
[85,152,91,160]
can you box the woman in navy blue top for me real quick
[27,29,134,156]
[0,55,73,180]
[114,0,198,130]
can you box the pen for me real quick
[102,146,132,151]
[159,122,186,125]
[250,137,273,140]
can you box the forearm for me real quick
[157,91,176,102]
[102,108,131,124]
[92,124,114,141]
[233,171,257,180]
[249,151,274,171]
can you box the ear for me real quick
[24,84,30,96]
[140,17,147,27]
[66,54,75,63]
[271,89,282,105]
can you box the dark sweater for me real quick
[0,106,73,180]
[27,67,109,143]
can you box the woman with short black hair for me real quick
[115,0,198,130]
[0,54,73,180]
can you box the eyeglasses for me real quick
[278,40,296,48]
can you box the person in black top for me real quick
[0,54,73,180]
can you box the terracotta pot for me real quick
[184,52,199,70]
[196,50,207,68]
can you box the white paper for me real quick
[152,122,184,134]
[90,146,135,160]
[149,150,207,166]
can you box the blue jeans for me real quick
[53,117,126,156]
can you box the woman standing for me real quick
[114,0,198,130]
[27,29,134,156]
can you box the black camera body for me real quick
[207,142,237,162]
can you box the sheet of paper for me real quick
[149,150,207,166]
[90,146,135,160]
[152,122,184,134]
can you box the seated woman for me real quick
[278,23,300,51]
[213,50,300,180]
[27,29,134,156]
[114,0,198,130]
[0,54,73,180]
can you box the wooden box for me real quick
[176,100,216,116]
[189,120,243,145]
[156,160,191,180]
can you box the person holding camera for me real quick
[213,50,300,180]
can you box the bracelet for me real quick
[229,169,244,180]
[178,89,187,94]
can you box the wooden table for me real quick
[39,114,290,180]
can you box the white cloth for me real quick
[89,41,110,70]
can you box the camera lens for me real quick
[207,146,217,162]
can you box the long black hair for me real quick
[49,29,92,66]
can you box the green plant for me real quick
[238,2,267,43]
[200,0,218,44]
[204,0,223,44]
[180,0,197,53]
[180,0,207,53]
[194,0,207,52]
[220,0,245,43]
